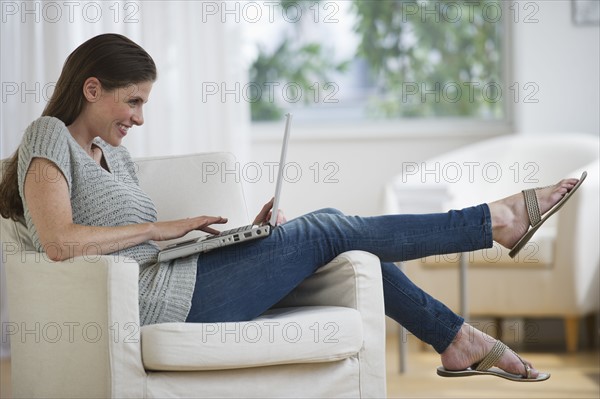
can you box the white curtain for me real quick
[1,0,250,158]
[1,0,251,358]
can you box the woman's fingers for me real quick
[196,216,228,234]
[199,226,223,235]
[253,198,275,225]
[276,209,287,224]
[265,209,286,225]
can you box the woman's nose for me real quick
[132,108,144,126]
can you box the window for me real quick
[246,0,510,128]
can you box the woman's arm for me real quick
[24,157,227,261]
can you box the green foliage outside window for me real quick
[249,38,348,121]
[249,0,505,121]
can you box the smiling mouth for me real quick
[117,123,130,136]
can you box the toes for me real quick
[559,178,579,189]
[524,360,537,378]
[536,178,580,213]
[507,352,539,379]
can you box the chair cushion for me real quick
[141,306,363,371]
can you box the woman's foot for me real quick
[440,323,538,378]
[488,178,580,249]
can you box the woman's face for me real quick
[91,81,153,146]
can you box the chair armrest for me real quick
[275,250,387,398]
[5,252,146,398]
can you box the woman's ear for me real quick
[82,77,102,102]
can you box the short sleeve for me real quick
[17,116,72,200]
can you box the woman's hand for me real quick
[253,198,287,226]
[152,216,228,241]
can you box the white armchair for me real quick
[385,133,599,352]
[2,152,387,398]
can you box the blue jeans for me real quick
[186,205,493,353]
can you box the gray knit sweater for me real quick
[17,116,198,325]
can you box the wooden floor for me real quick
[1,358,10,399]
[386,333,600,399]
[1,334,599,398]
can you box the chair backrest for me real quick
[134,152,250,247]
[397,133,599,210]
[1,152,251,252]
[390,133,599,266]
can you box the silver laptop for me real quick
[157,113,293,263]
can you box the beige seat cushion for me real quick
[141,306,364,371]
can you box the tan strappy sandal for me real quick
[437,340,551,382]
[509,171,587,258]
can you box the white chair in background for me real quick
[385,133,599,352]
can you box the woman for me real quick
[0,34,582,382]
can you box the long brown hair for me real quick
[0,33,157,220]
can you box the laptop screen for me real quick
[270,113,292,226]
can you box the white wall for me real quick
[246,134,482,220]
[248,0,600,220]
[513,0,600,136]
